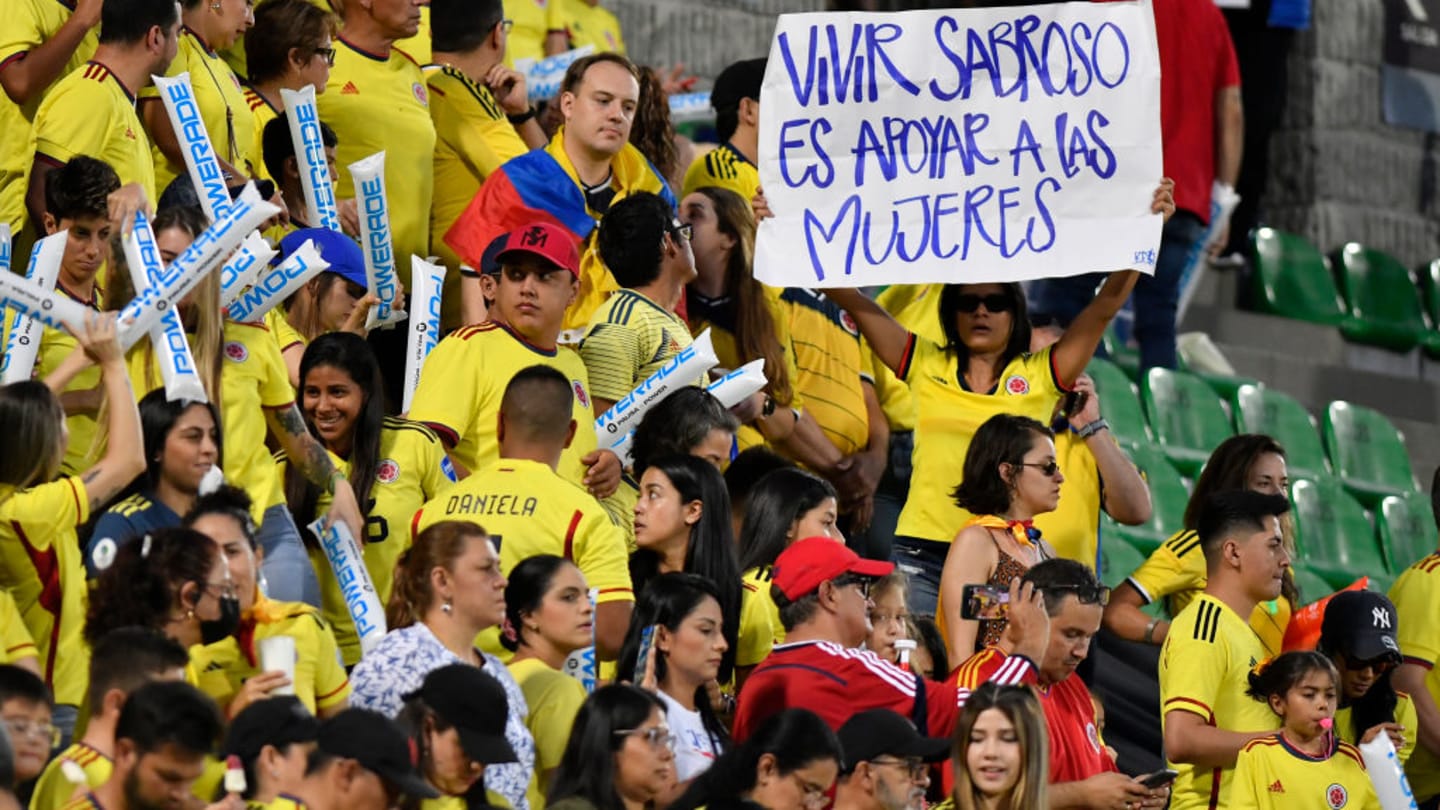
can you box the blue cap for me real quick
[280,228,367,291]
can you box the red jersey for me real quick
[733,640,1036,742]
[956,648,1117,784]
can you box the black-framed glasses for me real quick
[669,221,693,242]
[1021,461,1062,477]
[313,46,336,66]
[832,574,872,599]
[614,725,677,751]
[1046,583,1111,607]
[499,19,514,34]
[954,293,1013,314]
[869,757,929,782]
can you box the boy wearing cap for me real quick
[273,708,439,810]
[681,58,763,203]
[410,222,620,499]
[833,709,949,810]
[731,537,1048,742]
[222,697,321,810]
[1318,590,1414,766]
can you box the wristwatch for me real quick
[1077,418,1109,439]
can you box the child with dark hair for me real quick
[0,666,53,786]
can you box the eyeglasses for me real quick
[313,47,336,66]
[1343,653,1398,674]
[869,757,929,782]
[614,725,677,751]
[954,293,1013,314]
[499,19,514,34]
[4,718,61,748]
[790,773,831,810]
[1021,461,1062,477]
[832,575,872,599]
[1046,583,1112,607]
[669,222,693,242]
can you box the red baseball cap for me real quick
[495,222,580,278]
[771,536,895,601]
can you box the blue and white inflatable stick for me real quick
[348,152,405,329]
[124,213,207,403]
[153,73,233,222]
[1,228,64,385]
[218,232,278,309]
[117,184,279,349]
[281,85,342,232]
[561,587,599,693]
[593,329,718,450]
[307,517,387,656]
[402,257,445,413]
[1361,733,1418,810]
[706,359,768,408]
[224,240,330,323]
[0,267,94,336]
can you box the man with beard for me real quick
[833,710,949,810]
[61,681,222,810]
[955,559,1170,809]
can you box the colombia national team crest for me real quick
[1004,374,1030,395]
[573,380,590,409]
[376,459,400,484]
[412,82,428,105]
[223,341,248,362]
[840,310,860,337]
[1326,783,1347,809]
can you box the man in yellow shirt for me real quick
[1160,491,1292,810]
[427,0,545,325]
[580,191,696,415]
[1389,472,1440,805]
[544,0,624,56]
[29,629,189,810]
[28,0,178,228]
[681,58,762,203]
[413,365,633,661]
[410,222,621,496]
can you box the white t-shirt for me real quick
[658,689,722,781]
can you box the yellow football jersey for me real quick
[0,588,37,666]
[0,476,91,707]
[1229,735,1380,810]
[33,60,156,206]
[29,742,111,810]
[580,289,694,405]
[141,28,257,189]
[295,417,454,665]
[680,142,759,203]
[737,577,774,668]
[507,657,586,810]
[264,307,306,355]
[318,38,435,282]
[243,86,279,184]
[1160,594,1278,810]
[1390,553,1440,800]
[413,457,632,658]
[0,0,98,233]
[408,321,598,484]
[1033,430,1104,570]
[742,565,785,646]
[896,339,1064,543]
[11,283,104,475]
[781,288,870,457]
[548,0,624,54]
[505,0,552,66]
[189,594,350,715]
[220,320,295,524]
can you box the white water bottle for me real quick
[1359,731,1418,810]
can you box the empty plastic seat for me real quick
[1230,385,1329,479]
[1322,401,1417,507]
[1290,565,1336,606]
[1330,243,1440,353]
[1097,533,1164,618]
[1141,368,1235,476]
[1250,228,1346,326]
[1419,259,1440,358]
[1106,442,1190,554]
[1290,476,1387,591]
[1086,357,1150,448]
[1378,490,1439,573]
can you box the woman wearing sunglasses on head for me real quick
[941,414,1063,658]
[816,180,1175,619]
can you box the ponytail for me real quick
[386,521,488,629]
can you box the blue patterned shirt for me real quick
[350,623,536,810]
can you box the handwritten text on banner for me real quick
[754,2,1163,287]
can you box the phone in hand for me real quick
[1060,390,1089,420]
[960,584,1009,621]
[635,624,659,685]
[1137,768,1178,789]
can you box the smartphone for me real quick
[634,624,659,683]
[960,584,1009,621]
[1137,769,1178,789]
[1060,390,1089,420]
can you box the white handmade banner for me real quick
[755,2,1163,287]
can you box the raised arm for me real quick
[72,313,146,511]
[821,288,911,375]
[266,403,363,540]
[0,0,101,105]
[1067,376,1151,525]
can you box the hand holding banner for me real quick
[307,518,386,656]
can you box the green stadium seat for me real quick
[1106,442,1190,554]
[1098,533,1164,618]
[1330,244,1440,353]
[1289,565,1336,607]
[1140,368,1235,476]
[1086,357,1150,447]
[1250,228,1346,326]
[1419,259,1440,358]
[1101,323,1141,379]
[1378,490,1439,573]
[1290,477,1387,591]
[1322,401,1417,507]
[1230,385,1329,480]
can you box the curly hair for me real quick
[628,65,679,182]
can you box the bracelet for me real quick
[327,469,345,495]
[1144,617,1161,645]
[1077,418,1109,439]
[507,107,537,125]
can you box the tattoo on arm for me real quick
[274,405,340,490]
[82,469,103,511]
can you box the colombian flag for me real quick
[444,129,676,331]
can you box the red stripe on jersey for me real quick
[895,333,918,380]
[1404,655,1433,670]
[12,520,62,685]
[64,478,82,518]
[423,422,459,448]
[316,678,350,701]
[1207,768,1221,809]
[0,51,29,71]
[1163,696,1215,724]
[410,508,424,543]
[1420,554,1440,573]
[563,510,582,561]
[5,642,36,654]
[1049,345,1074,392]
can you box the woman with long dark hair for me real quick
[548,684,675,810]
[669,708,841,810]
[736,468,840,645]
[284,332,453,665]
[617,573,730,783]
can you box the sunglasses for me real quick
[832,574,873,599]
[1047,583,1112,607]
[1021,461,1062,477]
[669,222,693,242]
[955,293,1013,314]
[1343,653,1398,674]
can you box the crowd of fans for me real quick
[1,0,1430,809]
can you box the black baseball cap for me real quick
[1321,590,1402,664]
[711,58,767,113]
[836,710,950,771]
[317,709,440,799]
[404,664,518,765]
[223,696,320,762]
[479,234,507,277]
